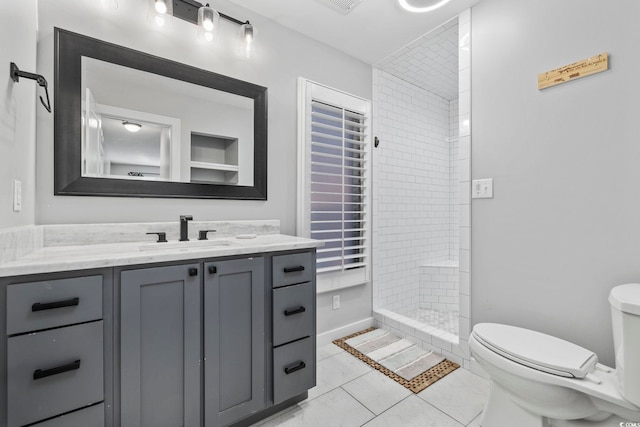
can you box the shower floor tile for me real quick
[407,309,459,335]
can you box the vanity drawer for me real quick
[273,282,314,346]
[272,252,313,288]
[31,403,104,427]
[7,321,104,427]
[273,337,315,404]
[7,275,103,335]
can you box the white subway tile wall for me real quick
[373,69,455,315]
[372,12,472,366]
[420,262,460,312]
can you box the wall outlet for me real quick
[332,295,340,310]
[13,180,22,212]
[472,178,494,199]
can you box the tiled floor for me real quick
[407,308,460,335]
[253,343,489,427]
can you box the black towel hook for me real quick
[10,62,51,113]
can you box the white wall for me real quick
[0,0,37,229]
[471,0,640,365]
[35,0,371,236]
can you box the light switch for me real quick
[472,178,493,199]
[13,180,22,211]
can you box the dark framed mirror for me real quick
[54,28,267,199]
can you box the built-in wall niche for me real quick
[190,133,239,184]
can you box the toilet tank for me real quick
[609,283,640,407]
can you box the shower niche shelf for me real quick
[190,132,239,184]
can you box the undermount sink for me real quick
[138,239,234,251]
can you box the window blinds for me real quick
[310,100,367,273]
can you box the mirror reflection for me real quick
[81,57,254,186]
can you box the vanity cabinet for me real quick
[0,271,111,427]
[271,253,316,404]
[119,263,201,427]
[204,257,266,426]
[1,247,316,427]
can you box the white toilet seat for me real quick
[472,323,598,378]
[470,324,640,418]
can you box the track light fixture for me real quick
[150,0,256,54]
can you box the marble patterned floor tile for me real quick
[254,387,374,427]
[317,342,343,361]
[341,369,412,415]
[417,367,489,425]
[362,395,464,427]
[308,351,372,400]
[467,413,483,427]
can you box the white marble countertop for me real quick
[0,234,322,278]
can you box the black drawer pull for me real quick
[284,306,306,316]
[32,297,80,312]
[208,266,217,274]
[188,268,198,277]
[284,361,306,375]
[283,266,305,273]
[33,359,81,380]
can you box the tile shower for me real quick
[372,13,472,366]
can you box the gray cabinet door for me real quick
[120,264,201,427]
[204,257,266,427]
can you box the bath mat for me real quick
[333,328,459,393]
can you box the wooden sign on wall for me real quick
[538,52,608,90]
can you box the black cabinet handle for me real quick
[283,266,305,273]
[284,361,306,375]
[284,306,306,316]
[188,268,198,277]
[33,359,81,380]
[32,297,79,312]
[208,266,217,274]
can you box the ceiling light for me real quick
[398,0,452,13]
[154,0,169,14]
[198,3,220,36]
[122,121,142,132]
[150,0,257,54]
[237,22,255,58]
[240,22,254,44]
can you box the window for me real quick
[297,79,371,291]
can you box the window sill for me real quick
[317,280,368,294]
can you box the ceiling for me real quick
[225,0,479,65]
[378,18,458,99]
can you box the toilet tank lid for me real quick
[472,323,598,379]
[609,283,640,316]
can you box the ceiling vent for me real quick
[316,0,365,14]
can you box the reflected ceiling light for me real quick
[122,121,142,132]
[398,0,452,13]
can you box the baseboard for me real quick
[316,317,374,346]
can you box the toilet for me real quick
[469,283,640,426]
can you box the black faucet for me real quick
[179,215,193,241]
